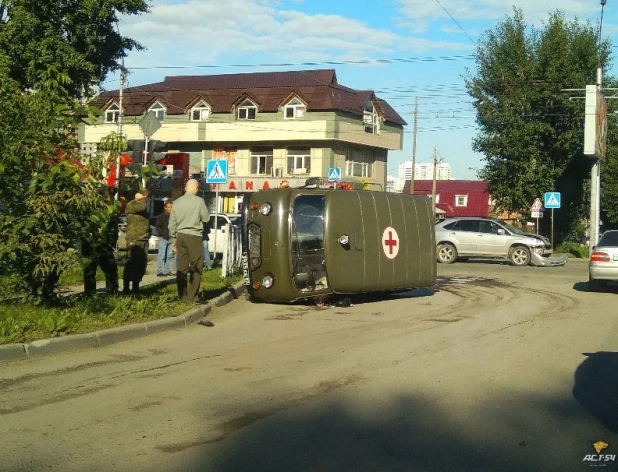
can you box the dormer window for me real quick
[149,102,166,121]
[363,101,379,134]
[284,98,305,119]
[237,99,257,120]
[191,101,211,121]
[105,103,120,123]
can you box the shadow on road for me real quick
[573,351,618,433]
[185,391,610,472]
[572,281,618,293]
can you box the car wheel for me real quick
[437,243,458,264]
[509,246,531,266]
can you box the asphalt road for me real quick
[1,258,618,472]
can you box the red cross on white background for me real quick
[382,226,399,260]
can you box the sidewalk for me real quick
[0,256,246,363]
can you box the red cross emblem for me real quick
[382,226,399,259]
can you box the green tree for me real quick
[0,0,149,99]
[466,9,615,238]
[0,0,148,300]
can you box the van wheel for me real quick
[437,243,457,264]
[509,246,531,266]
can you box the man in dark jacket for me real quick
[82,186,119,295]
[155,200,176,276]
[123,187,150,294]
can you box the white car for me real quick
[207,214,241,254]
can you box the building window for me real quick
[346,148,373,178]
[287,148,311,174]
[191,101,211,121]
[284,98,305,119]
[455,195,468,207]
[429,194,440,204]
[237,99,257,120]
[250,147,273,175]
[105,103,119,123]
[149,102,166,121]
[363,101,380,134]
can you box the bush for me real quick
[555,241,589,259]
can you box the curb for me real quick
[0,282,246,363]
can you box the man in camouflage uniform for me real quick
[123,188,151,294]
[82,186,119,295]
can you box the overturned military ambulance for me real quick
[241,184,437,303]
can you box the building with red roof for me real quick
[80,69,406,213]
[402,180,492,218]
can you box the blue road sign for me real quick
[206,159,228,184]
[328,167,342,182]
[544,192,561,209]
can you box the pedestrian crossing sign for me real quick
[544,192,561,209]
[206,159,228,184]
[328,167,342,182]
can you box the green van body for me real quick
[242,188,437,303]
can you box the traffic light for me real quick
[125,139,168,162]
[149,140,167,162]
[126,139,145,161]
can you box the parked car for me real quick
[208,213,241,254]
[589,230,618,291]
[435,217,564,267]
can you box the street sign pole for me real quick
[536,215,540,235]
[214,186,219,261]
[142,134,149,187]
[551,208,554,252]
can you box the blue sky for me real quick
[109,0,618,180]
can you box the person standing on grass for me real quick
[82,185,119,295]
[155,200,176,277]
[202,219,213,271]
[123,187,150,294]
[169,179,210,302]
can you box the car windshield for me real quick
[498,221,525,235]
[598,231,618,247]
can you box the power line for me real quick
[125,54,475,71]
[434,0,477,45]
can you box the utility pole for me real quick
[431,146,438,217]
[114,22,125,201]
[589,0,606,249]
[409,96,418,194]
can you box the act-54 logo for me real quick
[583,441,616,466]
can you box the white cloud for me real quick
[394,0,598,26]
[120,0,477,72]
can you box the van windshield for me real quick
[291,194,328,292]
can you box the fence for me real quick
[221,224,243,277]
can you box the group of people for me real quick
[84,179,213,303]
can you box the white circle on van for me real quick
[382,226,399,259]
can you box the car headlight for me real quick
[262,273,274,289]
[259,202,272,215]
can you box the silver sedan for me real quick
[589,230,618,291]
